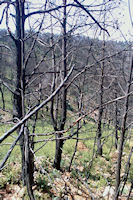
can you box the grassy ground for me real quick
[0,107,133,199]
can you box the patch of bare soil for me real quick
[77,142,88,152]
[0,185,26,200]
[0,109,12,122]
[0,151,132,199]
[53,171,92,200]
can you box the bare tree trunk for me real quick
[97,67,104,155]
[0,86,5,110]
[68,91,83,171]
[24,125,35,200]
[114,55,133,200]
[127,182,133,200]
[53,0,67,170]
[97,0,106,156]
[50,18,58,132]
[114,87,118,149]
[13,1,34,194]
[120,146,133,195]
[13,0,26,184]
[97,107,103,155]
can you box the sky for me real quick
[116,0,133,42]
[0,0,133,42]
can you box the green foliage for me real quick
[34,192,52,200]
[0,162,21,188]
[0,124,20,163]
[0,88,12,111]
[129,165,133,183]
[0,114,133,197]
[63,139,75,155]
[36,174,50,191]
[0,175,7,188]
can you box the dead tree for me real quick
[114,80,119,149]
[114,54,133,200]
[50,0,68,170]
[97,0,106,156]
[3,1,35,198]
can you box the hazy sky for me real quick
[0,0,133,42]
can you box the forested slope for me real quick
[0,0,133,199]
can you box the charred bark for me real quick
[96,1,106,156]
[114,56,133,200]
[114,88,119,149]
[53,0,67,170]
[13,1,34,196]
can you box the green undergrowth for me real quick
[0,88,13,111]
[0,124,20,163]
[0,162,21,188]
[0,116,133,198]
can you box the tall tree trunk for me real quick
[0,86,5,110]
[97,64,104,156]
[13,1,34,195]
[97,67,104,155]
[114,55,133,200]
[114,86,118,149]
[97,0,106,156]
[13,0,26,184]
[24,125,35,200]
[53,0,67,170]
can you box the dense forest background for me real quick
[0,0,133,199]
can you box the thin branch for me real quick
[0,44,11,50]
[0,65,74,143]
[66,47,128,90]
[0,78,18,95]
[128,0,133,28]
[74,0,110,36]
[0,1,14,5]
[0,125,24,171]
[0,6,6,24]
[25,4,78,19]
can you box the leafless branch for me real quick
[74,0,110,36]
[0,65,74,143]
[0,125,24,171]
[25,4,78,19]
